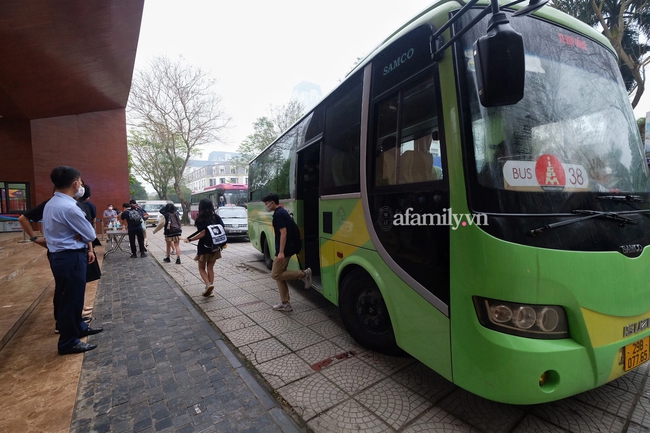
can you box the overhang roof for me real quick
[0,0,144,120]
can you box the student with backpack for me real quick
[261,192,312,312]
[153,203,183,264]
[120,202,147,258]
[184,198,226,297]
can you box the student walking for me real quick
[184,198,225,297]
[261,193,311,312]
[121,202,147,257]
[153,203,183,264]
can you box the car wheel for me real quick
[339,269,403,356]
[263,237,273,270]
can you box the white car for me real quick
[216,206,248,240]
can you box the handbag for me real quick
[86,254,102,282]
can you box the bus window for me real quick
[373,75,442,187]
[322,76,362,193]
[398,77,441,184]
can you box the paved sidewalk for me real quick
[71,228,650,433]
[70,243,303,433]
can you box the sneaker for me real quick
[202,283,214,297]
[140,252,147,258]
[163,256,171,262]
[272,302,293,312]
[176,257,181,264]
[302,268,312,289]
[129,254,137,258]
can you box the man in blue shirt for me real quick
[43,166,103,355]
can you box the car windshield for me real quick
[459,10,650,213]
[142,204,164,212]
[218,208,247,218]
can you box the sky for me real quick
[132,0,650,162]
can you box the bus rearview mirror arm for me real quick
[431,0,547,106]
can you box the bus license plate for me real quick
[624,336,650,371]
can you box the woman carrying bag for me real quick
[184,198,225,297]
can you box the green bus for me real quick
[247,0,650,404]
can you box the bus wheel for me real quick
[263,238,273,270]
[339,270,403,356]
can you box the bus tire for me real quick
[263,238,273,270]
[339,269,403,356]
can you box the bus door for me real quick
[297,142,321,283]
[367,69,451,311]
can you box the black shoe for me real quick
[80,327,103,337]
[176,258,181,264]
[59,341,97,355]
[163,257,171,262]
[141,252,147,257]
[130,254,137,258]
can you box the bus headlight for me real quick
[474,297,569,339]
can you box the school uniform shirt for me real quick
[43,192,96,252]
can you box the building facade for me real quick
[186,151,248,192]
[0,1,144,231]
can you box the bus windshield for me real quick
[459,10,650,213]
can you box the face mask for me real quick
[73,185,85,199]
[264,203,273,212]
[108,206,113,210]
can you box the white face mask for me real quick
[264,203,273,212]
[73,185,85,199]
[108,206,113,210]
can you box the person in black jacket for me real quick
[184,198,225,297]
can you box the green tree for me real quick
[128,56,231,223]
[165,184,192,203]
[233,99,305,169]
[130,178,148,200]
[552,0,650,108]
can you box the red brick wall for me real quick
[30,109,131,230]
[0,119,34,208]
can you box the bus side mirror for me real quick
[473,12,525,107]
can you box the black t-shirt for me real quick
[23,200,49,221]
[272,206,294,257]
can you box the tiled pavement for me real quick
[76,227,650,432]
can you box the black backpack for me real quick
[167,212,182,234]
[128,208,143,223]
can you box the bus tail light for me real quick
[473,297,569,339]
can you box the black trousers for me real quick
[128,229,146,254]
[49,249,89,352]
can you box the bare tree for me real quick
[128,56,230,222]
[128,130,175,200]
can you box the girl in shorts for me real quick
[184,198,224,297]
[153,203,183,264]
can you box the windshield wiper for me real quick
[530,209,638,236]
[596,195,645,203]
